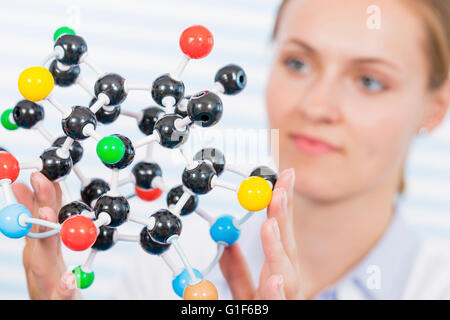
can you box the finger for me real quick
[267,169,298,266]
[271,168,295,219]
[12,182,35,214]
[272,168,295,219]
[23,206,66,300]
[12,182,39,238]
[30,172,60,213]
[27,207,64,279]
[267,187,298,267]
[260,275,286,300]
[33,207,60,248]
[51,271,78,300]
[219,243,255,300]
[261,218,297,297]
[258,262,271,288]
[53,181,62,207]
[274,168,295,198]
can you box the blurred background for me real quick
[0,0,449,299]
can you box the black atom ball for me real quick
[49,60,80,87]
[250,166,278,190]
[39,147,72,181]
[61,106,97,140]
[89,98,121,125]
[13,100,44,129]
[149,209,182,244]
[54,34,87,66]
[214,64,247,95]
[92,226,117,251]
[132,162,162,190]
[81,178,110,208]
[140,227,170,255]
[151,74,185,107]
[154,114,189,149]
[94,73,127,106]
[58,200,91,224]
[187,91,223,127]
[193,148,225,176]
[138,106,164,135]
[182,161,216,195]
[52,136,84,165]
[94,195,130,227]
[166,185,199,216]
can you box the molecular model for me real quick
[0,25,278,300]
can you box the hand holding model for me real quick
[220,168,300,300]
[13,172,81,299]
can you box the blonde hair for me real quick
[271,0,450,194]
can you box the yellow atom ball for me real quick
[18,66,54,101]
[183,279,218,300]
[237,176,273,212]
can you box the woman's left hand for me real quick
[219,168,301,299]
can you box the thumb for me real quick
[30,172,61,214]
[219,243,255,300]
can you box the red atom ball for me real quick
[60,215,98,251]
[0,152,20,183]
[135,186,163,202]
[179,25,214,59]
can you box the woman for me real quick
[12,0,450,299]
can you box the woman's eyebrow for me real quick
[284,38,316,54]
[351,58,402,73]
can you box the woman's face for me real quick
[266,0,433,202]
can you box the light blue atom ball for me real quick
[172,268,203,298]
[0,203,32,239]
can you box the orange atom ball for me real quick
[183,279,218,300]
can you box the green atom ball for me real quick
[53,26,76,42]
[72,265,95,289]
[97,136,126,164]
[1,109,19,130]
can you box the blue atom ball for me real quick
[0,203,32,239]
[172,268,203,298]
[209,215,241,246]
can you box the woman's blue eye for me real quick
[359,76,386,92]
[284,58,310,74]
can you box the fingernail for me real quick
[37,208,47,232]
[280,189,288,212]
[288,168,295,190]
[276,275,284,292]
[271,218,280,241]
[60,276,68,290]
[30,174,40,194]
[280,168,295,190]
[60,272,77,291]
[38,208,45,218]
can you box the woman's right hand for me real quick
[219,168,301,300]
[12,171,81,300]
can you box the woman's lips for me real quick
[290,133,339,155]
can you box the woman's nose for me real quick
[297,78,341,124]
